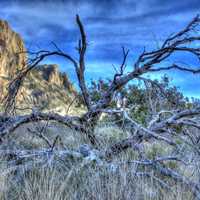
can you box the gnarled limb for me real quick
[1,14,200,147]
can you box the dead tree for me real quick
[1,14,200,148]
[0,13,200,196]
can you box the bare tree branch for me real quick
[1,14,200,149]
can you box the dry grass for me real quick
[0,123,196,200]
[0,157,194,200]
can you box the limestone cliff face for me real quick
[0,20,26,76]
[37,64,75,93]
[0,20,77,114]
[22,65,77,114]
[0,20,26,98]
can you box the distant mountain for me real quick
[0,19,79,114]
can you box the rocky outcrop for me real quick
[0,19,78,114]
[37,64,76,93]
[0,20,26,75]
[0,20,26,98]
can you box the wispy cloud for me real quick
[0,0,199,97]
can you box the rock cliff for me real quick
[0,19,78,114]
[37,64,75,93]
[0,20,26,76]
[0,20,26,98]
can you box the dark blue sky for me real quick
[0,0,200,98]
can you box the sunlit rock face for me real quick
[0,20,77,114]
[0,20,26,99]
[41,64,63,85]
[0,20,26,76]
[37,64,75,93]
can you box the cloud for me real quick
[0,0,199,97]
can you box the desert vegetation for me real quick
[0,14,200,200]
